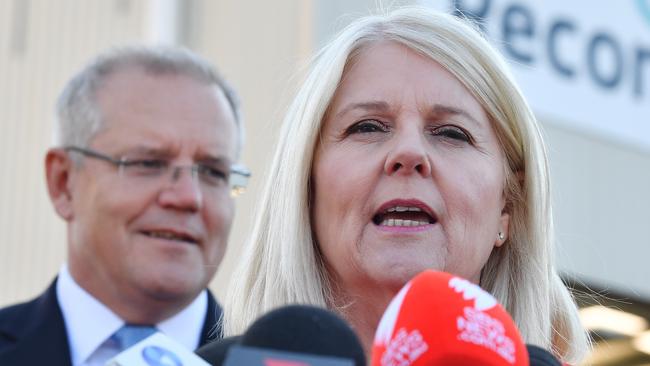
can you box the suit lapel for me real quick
[1,282,221,363]
[199,290,223,347]
[0,279,72,366]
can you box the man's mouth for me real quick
[372,203,437,227]
[140,230,199,244]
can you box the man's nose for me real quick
[384,128,432,177]
[158,166,202,211]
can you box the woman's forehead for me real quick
[330,41,488,123]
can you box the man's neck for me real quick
[57,265,209,365]
[67,259,194,324]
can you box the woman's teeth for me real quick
[386,206,422,213]
[380,218,430,227]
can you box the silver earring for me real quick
[498,232,505,241]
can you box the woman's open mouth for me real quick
[372,201,437,228]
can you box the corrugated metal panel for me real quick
[0,0,150,307]
[187,0,313,299]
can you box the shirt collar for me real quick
[157,288,207,350]
[57,265,123,366]
[56,264,208,365]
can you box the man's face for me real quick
[65,67,237,312]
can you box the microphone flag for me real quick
[371,270,529,366]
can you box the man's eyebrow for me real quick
[335,101,391,119]
[197,155,231,165]
[121,146,173,157]
[430,104,481,126]
[196,155,230,164]
[120,147,231,165]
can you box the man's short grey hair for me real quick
[55,45,243,157]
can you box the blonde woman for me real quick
[224,7,588,364]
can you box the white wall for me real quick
[0,0,151,305]
[547,121,650,298]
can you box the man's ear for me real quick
[45,148,75,221]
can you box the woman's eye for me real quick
[432,125,472,143]
[346,120,388,134]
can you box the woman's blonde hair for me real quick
[223,6,589,363]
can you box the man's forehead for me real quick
[92,115,235,149]
[96,65,208,96]
[89,68,237,158]
[92,65,239,150]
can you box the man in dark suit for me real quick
[0,46,249,365]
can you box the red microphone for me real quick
[371,271,529,366]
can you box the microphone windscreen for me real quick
[526,345,561,366]
[371,270,529,366]
[240,304,366,366]
[195,336,241,365]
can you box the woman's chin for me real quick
[368,261,441,294]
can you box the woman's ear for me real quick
[496,169,522,247]
[495,211,510,247]
[45,148,75,221]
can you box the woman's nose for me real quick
[384,130,432,177]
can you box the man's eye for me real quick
[346,120,388,134]
[198,165,228,182]
[121,159,168,176]
[127,159,168,169]
[432,125,472,143]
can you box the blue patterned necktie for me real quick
[112,324,157,350]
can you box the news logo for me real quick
[223,345,354,366]
[141,345,183,366]
[264,359,310,366]
[106,333,210,366]
[638,0,650,27]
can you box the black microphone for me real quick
[196,305,366,366]
[527,344,562,366]
[195,336,241,365]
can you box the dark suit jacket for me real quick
[0,278,222,366]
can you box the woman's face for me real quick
[312,41,510,295]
